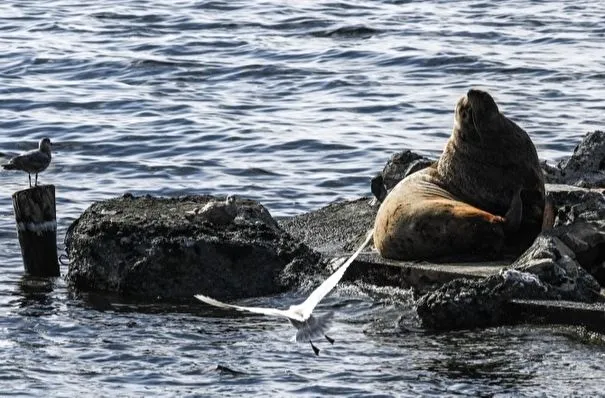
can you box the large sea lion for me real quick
[373,89,545,261]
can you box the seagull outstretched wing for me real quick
[194,294,304,321]
[296,229,373,320]
[195,228,373,323]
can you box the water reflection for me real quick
[16,275,58,312]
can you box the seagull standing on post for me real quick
[195,229,374,356]
[2,137,52,188]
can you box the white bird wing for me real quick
[194,294,303,321]
[297,229,374,319]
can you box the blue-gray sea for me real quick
[1,1,604,396]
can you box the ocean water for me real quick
[1,0,604,396]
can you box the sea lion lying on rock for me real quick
[374,89,545,261]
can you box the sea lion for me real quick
[373,89,545,261]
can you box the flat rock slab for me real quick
[339,251,505,294]
[508,299,605,333]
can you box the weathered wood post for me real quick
[12,185,59,276]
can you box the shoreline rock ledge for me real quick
[65,194,321,300]
[63,130,605,333]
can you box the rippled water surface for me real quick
[1,0,605,396]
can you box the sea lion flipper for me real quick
[541,196,555,231]
[504,188,523,232]
[371,174,387,202]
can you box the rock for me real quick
[370,150,434,203]
[65,194,321,300]
[278,197,377,254]
[542,131,605,188]
[549,222,605,286]
[415,222,605,330]
[545,184,605,227]
[558,130,605,187]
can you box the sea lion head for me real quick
[454,89,502,143]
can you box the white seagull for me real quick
[195,229,374,355]
[2,137,52,188]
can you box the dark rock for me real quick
[415,222,605,330]
[541,160,565,184]
[545,184,605,227]
[370,174,387,203]
[370,150,434,202]
[278,197,377,254]
[507,300,605,334]
[549,222,605,286]
[65,195,321,300]
[558,130,605,184]
[542,131,605,188]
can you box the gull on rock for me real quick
[195,229,374,355]
[2,137,52,188]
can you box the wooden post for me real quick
[12,185,59,277]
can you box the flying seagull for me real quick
[195,229,374,356]
[2,137,52,188]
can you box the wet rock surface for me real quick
[65,194,321,300]
[415,221,605,330]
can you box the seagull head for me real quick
[39,137,52,153]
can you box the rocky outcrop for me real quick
[63,130,605,335]
[546,130,605,188]
[65,194,321,300]
[370,151,434,202]
[415,221,605,330]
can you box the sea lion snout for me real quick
[464,89,502,138]
[466,89,499,118]
[454,96,480,143]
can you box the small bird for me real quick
[195,229,374,356]
[2,137,52,188]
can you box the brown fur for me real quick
[374,89,545,261]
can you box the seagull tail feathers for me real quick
[295,311,334,343]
